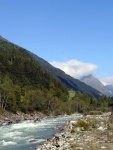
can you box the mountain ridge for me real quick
[0,36,102,98]
[0,35,9,42]
[81,74,113,96]
[29,52,102,98]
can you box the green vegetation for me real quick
[0,39,113,115]
[70,91,113,114]
[70,143,79,150]
[71,117,98,133]
[69,90,76,99]
[30,52,102,98]
[0,40,68,113]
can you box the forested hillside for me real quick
[29,53,102,98]
[0,39,68,113]
[0,37,113,115]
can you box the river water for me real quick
[0,114,82,150]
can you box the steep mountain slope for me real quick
[105,85,113,94]
[81,74,113,96]
[0,35,8,42]
[0,38,68,95]
[29,53,102,98]
[0,36,102,98]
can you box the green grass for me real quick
[69,90,75,99]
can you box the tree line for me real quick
[0,74,112,115]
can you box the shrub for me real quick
[76,119,90,130]
[70,143,78,150]
[89,111,102,115]
[71,117,98,132]
[42,110,50,116]
[54,109,61,116]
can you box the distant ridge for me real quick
[105,85,113,94]
[81,74,113,96]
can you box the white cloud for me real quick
[50,59,98,79]
[101,76,113,86]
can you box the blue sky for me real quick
[0,0,113,85]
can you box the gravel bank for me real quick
[35,112,113,150]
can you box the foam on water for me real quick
[11,121,35,129]
[3,131,23,138]
[0,140,17,146]
[0,114,82,150]
[27,138,46,144]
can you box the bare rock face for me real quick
[81,74,113,96]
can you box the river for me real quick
[0,114,82,150]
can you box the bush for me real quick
[42,110,50,116]
[76,119,90,130]
[89,111,102,115]
[54,109,61,116]
[70,143,78,150]
[71,118,98,132]
[0,108,5,114]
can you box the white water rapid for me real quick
[0,114,82,150]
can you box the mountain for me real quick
[81,74,113,97]
[0,35,9,42]
[29,53,102,98]
[0,37,73,113]
[0,38,68,96]
[105,85,113,95]
[0,36,102,98]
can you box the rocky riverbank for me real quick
[0,111,45,126]
[35,112,113,150]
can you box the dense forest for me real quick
[0,39,113,115]
[0,40,68,113]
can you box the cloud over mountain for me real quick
[50,59,98,79]
[101,76,113,86]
